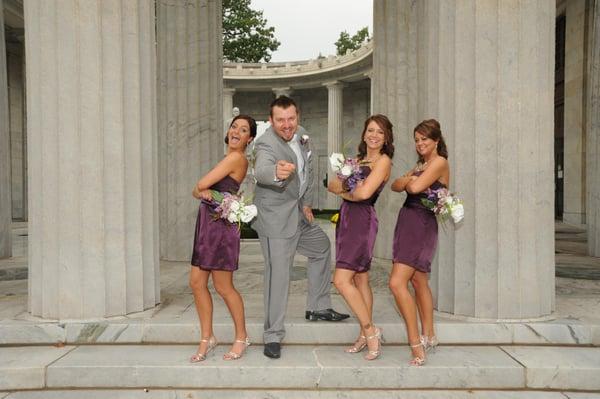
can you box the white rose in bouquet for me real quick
[227,212,238,224]
[340,164,353,177]
[240,205,258,223]
[451,202,464,223]
[329,153,345,172]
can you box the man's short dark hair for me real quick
[270,95,299,117]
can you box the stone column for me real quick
[223,88,235,155]
[587,0,600,256]
[373,0,555,319]
[364,71,373,114]
[157,0,223,261]
[371,0,419,260]
[273,87,293,98]
[223,87,236,126]
[7,40,26,222]
[563,0,587,225]
[424,1,555,319]
[0,0,12,259]
[325,81,344,208]
[25,0,159,318]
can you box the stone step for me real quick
[1,344,600,392]
[2,318,599,346]
[2,390,600,399]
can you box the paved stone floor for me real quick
[2,220,599,324]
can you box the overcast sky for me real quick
[250,0,373,62]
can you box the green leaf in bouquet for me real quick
[420,198,435,209]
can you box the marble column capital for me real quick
[324,81,345,90]
[223,87,236,96]
[272,87,293,97]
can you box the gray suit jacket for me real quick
[251,126,315,238]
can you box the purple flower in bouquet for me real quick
[202,190,258,227]
[329,152,366,192]
[421,187,464,224]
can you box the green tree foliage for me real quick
[335,26,370,56]
[222,0,281,63]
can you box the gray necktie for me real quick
[288,136,305,187]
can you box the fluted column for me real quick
[563,0,587,225]
[420,1,555,319]
[325,81,344,209]
[0,0,12,259]
[372,0,419,259]
[157,0,223,261]
[25,0,159,318]
[223,87,236,126]
[587,0,600,256]
[7,41,26,222]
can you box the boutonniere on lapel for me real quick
[300,134,310,146]
[300,134,312,159]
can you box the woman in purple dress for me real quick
[189,115,257,362]
[328,115,394,361]
[389,119,449,366]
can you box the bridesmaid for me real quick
[328,114,394,361]
[389,119,449,366]
[189,114,257,362]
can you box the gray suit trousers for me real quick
[259,217,332,344]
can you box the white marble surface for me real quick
[501,346,600,390]
[0,346,74,390]
[0,390,581,399]
[587,0,600,256]
[316,346,524,389]
[24,0,159,319]
[157,0,223,261]
[7,44,26,222]
[512,323,591,344]
[563,0,587,226]
[46,345,321,389]
[0,0,12,260]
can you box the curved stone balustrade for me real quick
[224,41,372,80]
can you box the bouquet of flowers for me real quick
[329,152,367,192]
[421,187,464,224]
[204,191,258,228]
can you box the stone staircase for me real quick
[1,315,600,398]
[2,225,600,397]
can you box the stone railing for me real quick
[223,40,373,78]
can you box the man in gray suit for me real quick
[252,96,349,359]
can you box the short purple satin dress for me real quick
[191,175,241,271]
[335,166,385,273]
[392,171,445,273]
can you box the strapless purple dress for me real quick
[191,175,241,271]
[392,171,445,273]
[335,166,385,273]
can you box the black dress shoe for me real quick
[263,342,281,359]
[305,308,350,322]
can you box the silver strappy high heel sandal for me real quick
[364,327,384,361]
[223,337,251,360]
[190,336,218,363]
